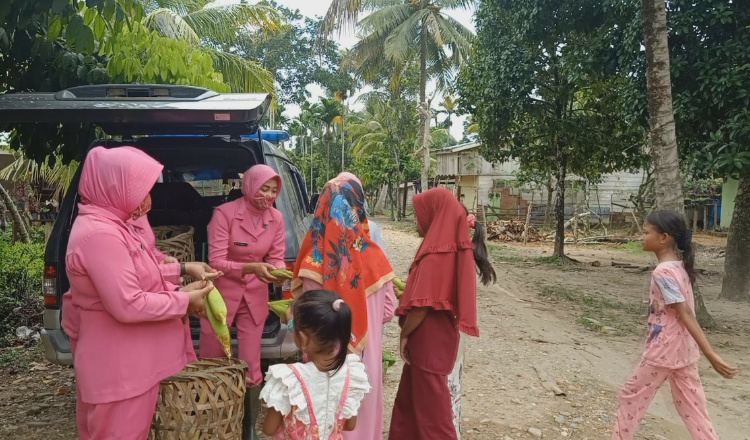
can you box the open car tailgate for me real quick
[0,84,271,136]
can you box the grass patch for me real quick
[618,241,647,254]
[0,348,19,365]
[540,286,644,334]
[487,243,524,264]
[531,255,564,265]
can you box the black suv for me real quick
[0,84,310,366]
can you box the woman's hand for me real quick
[243,262,279,283]
[181,280,214,318]
[185,262,223,281]
[399,334,410,365]
[161,256,179,264]
[707,352,739,379]
[282,301,294,324]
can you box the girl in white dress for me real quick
[258,290,370,440]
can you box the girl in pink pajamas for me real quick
[63,146,215,440]
[612,210,737,440]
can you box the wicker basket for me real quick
[150,358,248,440]
[153,225,195,263]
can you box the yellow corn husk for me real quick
[268,299,293,318]
[207,287,228,324]
[269,269,294,279]
[205,298,231,358]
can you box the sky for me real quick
[213,0,476,140]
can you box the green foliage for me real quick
[232,1,358,105]
[664,0,750,180]
[0,227,45,346]
[457,0,649,256]
[0,0,233,163]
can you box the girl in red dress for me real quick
[389,187,496,440]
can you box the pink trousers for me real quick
[200,297,264,385]
[612,361,717,440]
[76,384,159,440]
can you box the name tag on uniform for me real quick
[234,241,249,247]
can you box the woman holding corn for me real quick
[201,164,286,385]
[291,172,397,440]
[64,146,214,439]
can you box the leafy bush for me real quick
[0,227,45,346]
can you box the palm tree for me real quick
[640,0,683,212]
[315,97,344,180]
[140,0,282,93]
[322,0,474,192]
[436,95,458,128]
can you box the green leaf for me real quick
[48,16,63,40]
[84,7,95,25]
[93,15,106,40]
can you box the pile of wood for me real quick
[486,220,542,242]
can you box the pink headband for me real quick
[466,214,476,228]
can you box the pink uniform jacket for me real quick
[64,146,191,405]
[207,195,285,326]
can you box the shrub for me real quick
[0,228,45,347]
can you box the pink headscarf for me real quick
[241,164,282,211]
[337,171,362,187]
[79,146,163,221]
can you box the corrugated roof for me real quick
[433,141,479,154]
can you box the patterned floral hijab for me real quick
[292,174,394,353]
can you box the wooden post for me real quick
[44,221,53,245]
[703,204,708,232]
[523,202,533,245]
[692,206,698,231]
[714,201,719,229]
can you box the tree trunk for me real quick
[0,182,30,243]
[401,177,409,219]
[693,285,716,328]
[553,145,567,258]
[641,0,684,212]
[387,182,396,221]
[419,22,430,192]
[545,175,554,226]
[720,174,750,301]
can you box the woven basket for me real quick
[153,225,195,263]
[150,358,248,440]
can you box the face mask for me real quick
[131,194,152,220]
[252,192,276,210]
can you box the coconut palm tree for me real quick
[139,0,282,93]
[322,0,474,192]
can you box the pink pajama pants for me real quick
[612,361,717,440]
[200,297,265,385]
[76,385,160,440]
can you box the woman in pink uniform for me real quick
[64,146,213,440]
[291,172,396,440]
[201,164,286,385]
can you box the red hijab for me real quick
[292,174,395,353]
[396,187,479,336]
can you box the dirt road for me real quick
[1,222,748,439]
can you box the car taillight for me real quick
[282,261,294,299]
[43,264,58,307]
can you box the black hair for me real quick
[293,289,352,373]
[645,210,696,284]
[463,206,497,285]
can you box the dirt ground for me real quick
[1,221,749,439]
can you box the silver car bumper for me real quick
[42,308,299,366]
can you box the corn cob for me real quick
[268,298,294,318]
[269,268,294,279]
[393,277,406,298]
[205,291,231,358]
[207,287,227,324]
